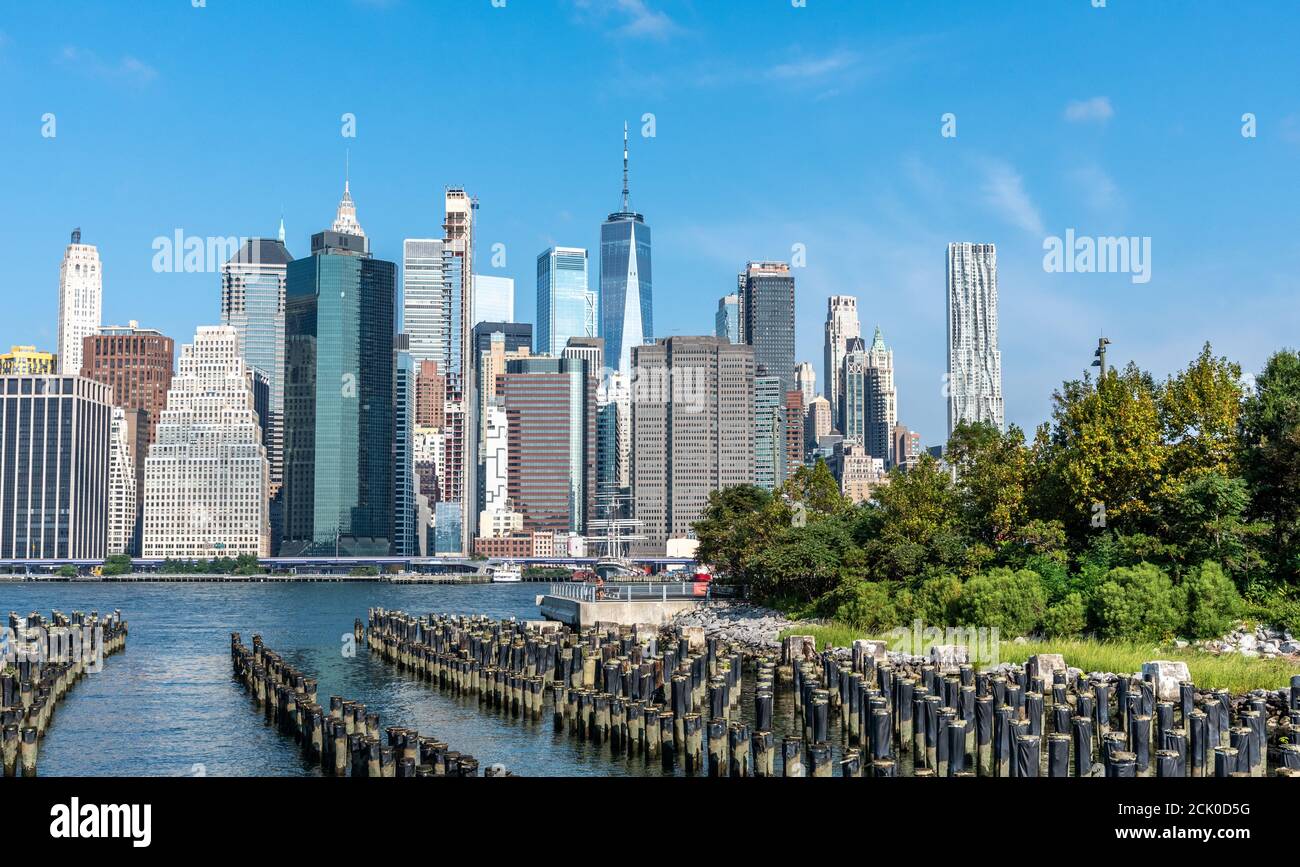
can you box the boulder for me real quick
[1141,660,1191,701]
[852,639,889,663]
[1027,653,1067,687]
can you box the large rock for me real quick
[1141,660,1192,701]
[929,644,968,672]
[1028,653,1067,687]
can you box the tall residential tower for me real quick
[946,242,1003,437]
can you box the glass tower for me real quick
[536,247,594,357]
[282,181,396,556]
[599,124,653,374]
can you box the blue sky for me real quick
[2,0,1298,444]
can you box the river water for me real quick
[3,582,809,777]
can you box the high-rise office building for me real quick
[106,406,137,556]
[81,322,175,554]
[0,375,112,559]
[393,336,417,558]
[841,336,867,445]
[754,376,785,491]
[823,295,860,428]
[738,261,796,392]
[805,395,832,451]
[415,360,446,429]
[536,247,594,357]
[562,336,604,372]
[630,337,754,554]
[403,239,451,370]
[785,390,805,479]
[947,242,1004,436]
[600,124,653,374]
[0,346,57,376]
[500,356,596,536]
[471,274,515,326]
[892,422,921,471]
[221,236,292,497]
[282,180,396,555]
[795,361,816,408]
[714,293,740,344]
[57,229,102,376]
[863,326,898,465]
[142,325,269,558]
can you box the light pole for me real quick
[1091,336,1111,379]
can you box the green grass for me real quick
[778,623,1297,693]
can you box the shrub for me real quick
[55,564,77,578]
[1025,553,1070,603]
[832,581,901,633]
[915,575,963,624]
[1042,592,1087,638]
[960,568,1047,637]
[1093,562,1184,641]
[101,554,133,576]
[1181,561,1242,639]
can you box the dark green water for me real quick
[2,582,811,777]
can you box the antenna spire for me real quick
[621,122,630,213]
[345,148,350,194]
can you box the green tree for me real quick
[1158,343,1243,484]
[101,554,133,576]
[1240,349,1300,583]
[780,459,849,518]
[947,421,1030,546]
[1161,472,1259,583]
[1039,363,1170,541]
[861,454,964,585]
[1181,561,1242,639]
[693,484,774,582]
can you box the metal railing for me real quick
[546,581,711,602]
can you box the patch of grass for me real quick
[778,623,1296,693]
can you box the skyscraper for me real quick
[754,376,785,491]
[738,261,796,392]
[393,335,417,558]
[500,356,596,536]
[471,274,515,326]
[81,322,175,554]
[444,188,477,551]
[715,293,740,344]
[0,375,112,559]
[282,179,396,555]
[221,236,292,497]
[536,247,594,357]
[106,407,138,556]
[863,326,898,465]
[57,229,102,376]
[823,295,860,428]
[630,337,755,555]
[805,395,832,450]
[402,239,451,370]
[142,325,270,558]
[795,361,816,408]
[841,336,867,445]
[600,124,653,374]
[947,242,1004,437]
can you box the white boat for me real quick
[492,562,522,583]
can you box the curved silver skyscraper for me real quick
[600,123,653,374]
[946,242,1004,438]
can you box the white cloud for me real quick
[768,50,860,82]
[1064,96,1114,124]
[980,160,1044,235]
[59,46,157,85]
[1068,162,1122,213]
[573,0,684,40]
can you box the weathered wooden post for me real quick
[782,736,805,777]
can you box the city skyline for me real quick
[4,1,1299,447]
